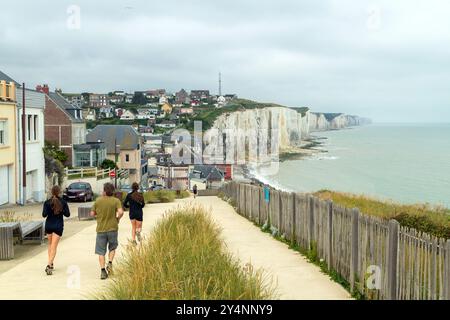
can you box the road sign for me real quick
[109,170,116,178]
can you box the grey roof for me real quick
[192,165,224,181]
[73,142,106,151]
[0,70,18,84]
[86,125,140,153]
[48,92,84,123]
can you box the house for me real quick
[63,94,85,109]
[115,108,124,118]
[175,89,189,105]
[16,85,47,203]
[191,100,201,107]
[73,141,107,167]
[156,154,189,190]
[0,71,18,206]
[136,109,154,120]
[216,95,227,108]
[120,109,136,120]
[144,135,163,153]
[146,89,166,98]
[190,90,210,100]
[179,107,194,114]
[109,95,124,105]
[159,96,168,105]
[89,93,109,108]
[155,120,176,129]
[161,103,173,115]
[188,164,225,190]
[125,93,133,103]
[37,85,87,166]
[99,106,114,118]
[86,125,143,183]
[85,108,97,120]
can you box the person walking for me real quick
[123,182,145,244]
[193,184,198,199]
[42,185,71,275]
[90,183,124,280]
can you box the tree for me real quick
[100,159,117,170]
[43,140,68,163]
[132,92,148,105]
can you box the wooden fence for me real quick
[64,167,129,181]
[220,182,450,300]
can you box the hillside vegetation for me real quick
[95,204,274,299]
[315,190,450,239]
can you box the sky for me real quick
[1,0,450,123]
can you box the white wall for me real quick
[16,89,46,203]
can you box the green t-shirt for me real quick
[92,196,122,233]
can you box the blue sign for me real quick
[264,186,270,203]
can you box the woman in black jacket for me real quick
[123,182,145,244]
[42,185,70,275]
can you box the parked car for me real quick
[119,184,133,193]
[63,182,94,202]
[150,184,165,191]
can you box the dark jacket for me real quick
[42,197,71,231]
[123,192,145,215]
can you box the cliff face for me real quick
[203,107,369,163]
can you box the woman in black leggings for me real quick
[42,185,71,275]
[124,182,145,244]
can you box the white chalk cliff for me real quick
[203,107,370,163]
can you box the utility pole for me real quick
[21,83,26,205]
[114,137,118,189]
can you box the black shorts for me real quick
[45,228,63,237]
[129,211,143,222]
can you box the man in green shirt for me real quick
[90,183,124,280]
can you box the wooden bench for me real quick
[78,205,94,221]
[0,221,44,260]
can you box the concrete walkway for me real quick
[0,196,350,300]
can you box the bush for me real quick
[176,190,191,199]
[100,159,117,170]
[94,204,274,299]
[0,211,32,223]
[143,190,176,203]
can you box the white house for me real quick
[99,106,114,118]
[86,108,96,120]
[120,109,136,120]
[155,120,176,129]
[16,88,46,203]
[158,96,168,105]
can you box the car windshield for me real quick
[69,183,87,190]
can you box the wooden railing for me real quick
[220,182,450,300]
[64,167,129,180]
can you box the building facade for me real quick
[0,72,17,206]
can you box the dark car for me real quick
[63,182,94,202]
[150,184,165,191]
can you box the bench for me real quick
[78,205,94,221]
[0,221,44,260]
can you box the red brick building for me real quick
[37,85,86,166]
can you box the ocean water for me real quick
[260,124,450,208]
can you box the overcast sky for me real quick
[1,0,450,122]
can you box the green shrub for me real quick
[315,190,450,239]
[176,190,191,199]
[156,190,176,203]
[94,204,275,299]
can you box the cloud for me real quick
[1,0,449,122]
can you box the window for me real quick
[27,115,32,141]
[125,154,130,162]
[33,115,38,141]
[0,120,7,145]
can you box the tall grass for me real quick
[95,204,275,300]
[0,211,32,223]
[315,190,450,239]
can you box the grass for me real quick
[315,190,450,239]
[95,204,275,300]
[0,211,32,223]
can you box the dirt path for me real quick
[0,196,350,300]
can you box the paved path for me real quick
[0,196,350,300]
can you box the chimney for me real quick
[36,84,49,95]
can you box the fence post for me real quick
[350,208,360,292]
[327,200,333,270]
[387,219,399,300]
[278,191,283,236]
[291,193,296,243]
[444,240,450,300]
[308,195,315,249]
[80,168,83,178]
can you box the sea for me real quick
[254,123,450,208]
